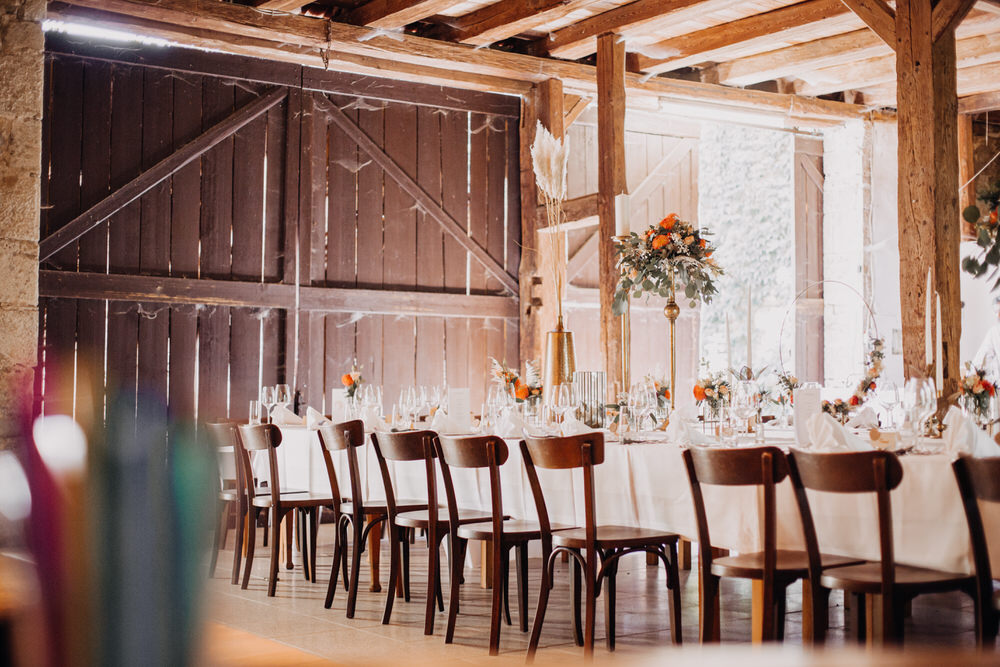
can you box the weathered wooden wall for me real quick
[36,35,520,429]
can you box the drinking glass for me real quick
[275,384,291,409]
[248,400,263,425]
[555,384,575,422]
[260,386,275,423]
[877,380,901,429]
[732,381,758,438]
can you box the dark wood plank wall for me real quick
[37,36,521,431]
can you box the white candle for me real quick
[925,268,933,369]
[614,193,630,236]
[936,291,944,390]
[746,286,753,372]
[726,314,733,371]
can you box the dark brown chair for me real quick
[317,421,427,618]
[788,449,975,643]
[205,422,250,584]
[371,430,492,636]
[521,433,682,660]
[953,455,1000,646]
[683,446,861,642]
[238,423,333,596]
[436,434,548,655]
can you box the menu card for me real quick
[448,388,471,433]
[793,385,821,446]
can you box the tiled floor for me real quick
[205,522,980,664]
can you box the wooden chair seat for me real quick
[252,492,334,509]
[340,499,427,515]
[552,525,680,550]
[820,562,974,595]
[712,550,862,580]
[395,507,495,529]
[456,519,573,542]
[219,489,238,503]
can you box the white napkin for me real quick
[943,407,1000,458]
[494,411,526,439]
[306,406,329,429]
[271,405,305,426]
[846,406,879,429]
[430,409,462,434]
[664,418,715,445]
[359,406,380,433]
[805,413,873,451]
[560,416,591,436]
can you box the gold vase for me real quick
[543,315,576,394]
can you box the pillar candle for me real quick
[614,193,630,237]
[746,286,753,371]
[936,291,944,391]
[925,268,933,369]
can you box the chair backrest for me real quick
[370,430,438,521]
[436,435,509,542]
[521,433,603,552]
[683,446,787,580]
[952,455,1000,604]
[205,421,246,505]
[787,449,903,595]
[238,423,283,506]
[317,421,364,512]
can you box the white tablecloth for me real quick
[253,426,986,575]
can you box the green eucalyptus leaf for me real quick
[964,205,983,224]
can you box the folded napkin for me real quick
[804,413,873,451]
[271,405,305,426]
[560,416,590,436]
[943,407,1000,458]
[306,406,329,429]
[430,409,464,435]
[846,406,879,429]
[664,417,715,446]
[359,406,381,433]
[494,411,526,439]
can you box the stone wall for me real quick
[0,0,44,449]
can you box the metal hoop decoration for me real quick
[777,279,881,376]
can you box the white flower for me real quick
[530,121,570,203]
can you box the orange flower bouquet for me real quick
[693,372,729,415]
[341,367,362,399]
[490,358,542,404]
[613,213,722,315]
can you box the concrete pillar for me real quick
[0,0,44,449]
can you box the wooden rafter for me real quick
[39,271,518,319]
[932,0,979,41]
[631,0,857,75]
[563,94,590,128]
[39,87,287,262]
[859,57,1000,104]
[311,93,519,294]
[838,0,895,45]
[436,0,593,47]
[348,0,462,30]
[51,0,869,124]
[959,88,1000,111]
[542,0,745,60]
[535,193,598,228]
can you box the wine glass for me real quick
[555,384,575,423]
[260,386,275,423]
[275,384,291,409]
[877,380,901,429]
[732,381,758,440]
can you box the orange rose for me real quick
[693,385,707,401]
[991,209,998,225]
[699,238,707,248]
[652,234,669,250]
[341,373,354,386]
[515,381,530,400]
[683,235,695,245]
[660,213,678,230]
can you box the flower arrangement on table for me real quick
[490,358,543,403]
[960,363,995,424]
[774,372,800,406]
[821,338,884,421]
[612,213,723,314]
[341,367,362,399]
[649,377,671,409]
[693,372,730,416]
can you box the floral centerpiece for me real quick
[652,378,671,409]
[822,398,851,421]
[821,337,883,421]
[774,372,800,406]
[693,372,729,417]
[960,363,995,426]
[341,367,362,399]
[490,358,542,403]
[613,213,722,314]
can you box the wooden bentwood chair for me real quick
[788,449,976,643]
[205,422,241,581]
[521,433,683,660]
[953,455,1000,646]
[436,435,549,655]
[317,421,427,618]
[371,430,493,636]
[683,446,861,642]
[237,423,333,596]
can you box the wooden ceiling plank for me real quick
[838,0,895,45]
[861,59,1000,106]
[440,0,593,47]
[631,0,856,75]
[52,0,871,123]
[253,0,310,12]
[348,0,463,29]
[543,0,744,60]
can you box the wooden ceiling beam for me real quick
[347,0,462,30]
[563,94,590,128]
[436,0,593,47]
[252,0,310,12]
[630,0,858,75]
[51,0,870,124]
[541,0,744,60]
[838,0,895,45]
[860,59,1000,106]
[932,0,978,41]
[959,88,1000,112]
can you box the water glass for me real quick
[260,386,275,423]
[275,384,291,408]
[248,400,263,425]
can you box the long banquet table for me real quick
[259,425,992,577]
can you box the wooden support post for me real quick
[958,112,976,238]
[596,33,626,397]
[519,88,543,365]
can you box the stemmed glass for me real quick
[877,380,901,429]
[554,384,575,424]
[732,381,759,442]
[260,386,275,424]
[275,384,291,410]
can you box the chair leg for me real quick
[775,584,787,641]
[526,555,554,663]
[347,518,365,619]
[262,505,269,547]
[268,510,283,596]
[310,508,320,583]
[700,573,720,643]
[299,509,310,581]
[666,541,682,645]
[445,535,463,645]
[488,538,504,656]
[501,545,512,626]
[604,554,619,652]
[341,518,351,592]
[517,543,529,633]
[382,525,401,625]
[325,517,345,609]
[810,585,831,645]
[849,592,866,643]
[284,513,293,570]
[210,501,223,577]
[434,537,446,613]
[402,532,411,602]
[241,508,258,590]
[761,577,776,641]
[570,553,584,647]
[424,534,441,635]
[583,553,597,657]
[231,502,246,586]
